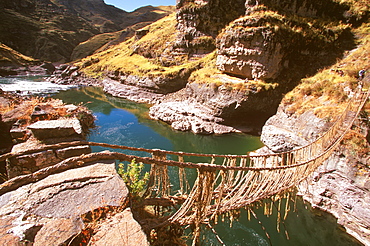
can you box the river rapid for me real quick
[0,77,362,246]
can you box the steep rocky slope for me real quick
[0,0,174,63]
[64,0,366,134]
[260,22,370,244]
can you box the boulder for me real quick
[261,109,328,152]
[90,208,150,246]
[7,142,91,178]
[28,118,83,140]
[0,161,142,246]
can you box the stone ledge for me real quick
[28,118,82,140]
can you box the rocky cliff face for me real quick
[174,0,245,56]
[299,149,370,246]
[216,0,355,80]
[216,16,287,80]
[260,73,370,244]
[145,0,356,133]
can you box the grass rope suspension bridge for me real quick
[0,82,369,240]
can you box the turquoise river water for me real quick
[0,77,362,246]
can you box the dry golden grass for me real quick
[282,22,370,119]
[281,22,370,157]
[0,43,37,65]
[77,14,181,78]
[335,0,370,17]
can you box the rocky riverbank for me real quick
[0,89,95,177]
[47,65,281,134]
[0,90,150,245]
[260,76,370,245]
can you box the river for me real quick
[0,77,362,246]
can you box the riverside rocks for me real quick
[299,151,370,246]
[0,91,95,178]
[261,109,329,152]
[28,118,83,140]
[150,80,282,134]
[103,78,165,104]
[7,116,93,178]
[150,101,238,134]
[0,63,55,77]
[260,93,370,244]
[0,161,149,246]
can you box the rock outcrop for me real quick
[102,78,165,104]
[149,79,281,134]
[89,208,150,246]
[261,109,329,152]
[260,79,370,244]
[0,91,95,179]
[0,161,149,245]
[215,0,355,80]
[175,0,245,56]
[216,15,288,80]
[7,139,91,179]
[299,151,370,246]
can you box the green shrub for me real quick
[118,159,149,197]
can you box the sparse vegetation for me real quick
[78,14,216,80]
[118,159,150,198]
[0,43,38,65]
[282,22,370,119]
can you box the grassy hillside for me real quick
[282,22,369,116]
[0,0,174,63]
[77,0,367,94]
[76,1,369,155]
[77,14,203,79]
[0,43,38,66]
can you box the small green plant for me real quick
[118,159,150,198]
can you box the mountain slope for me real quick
[0,0,174,63]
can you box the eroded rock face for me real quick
[216,16,286,80]
[7,143,91,178]
[261,109,329,152]
[0,161,138,246]
[103,78,165,104]
[175,0,245,55]
[260,89,370,244]
[150,80,281,134]
[299,152,370,246]
[150,101,237,134]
